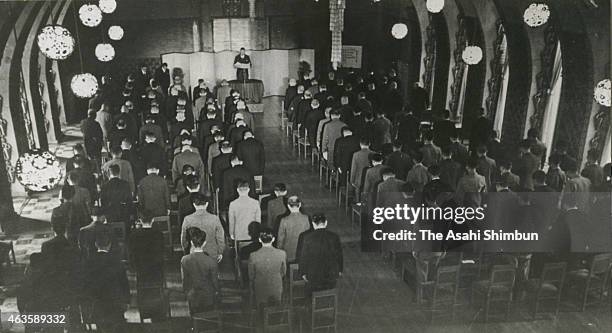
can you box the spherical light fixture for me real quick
[108,25,124,40]
[523,3,550,27]
[95,43,115,62]
[426,0,445,13]
[15,150,63,192]
[391,23,408,39]
[594,79,611,107]
[36,25,75,60]
[71,73,99,99]
[99,0,117,14]
[79,4,103,27]
[462,46,483,65]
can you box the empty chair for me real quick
[471,264,516,322]
[298,128,311,159]
[311,289,338,332]
[263,306,292,333]
[419,264,461,323]
[524,262,567,319]
[289,263,307,329]
[565,253,612,311]
[192,311,222,333]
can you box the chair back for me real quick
[263,306,292,333]
[590,253,612,275]
[192,311,222,333]
[137,286,169,321]
[311,289,337,331]
[289,263,307,308]
[540,262,567,289]
[489,264,516,291]
[152,215,173,253]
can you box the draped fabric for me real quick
[329,0,346,65]
[540,41,562,164]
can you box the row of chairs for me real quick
[401,252,612,323]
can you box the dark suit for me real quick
[221,165,255,208]
[385,151,413,180]
[469,116,493,152]
[81,118,104,161]
[297,229,343,291]
[362,164,386,207]
[236,138,265,175]
[514,152,539,190]
[154,67,170,94]
[211,153,232,190]
[41,236,71,259]
[476,155,497,190]
[100,177,133,224]
[140,143,167,176]
[376,178,407,207]
[396,113,419,150]
[433,119,455,148]
[304,108,326,148]
[333,135,361,174]
[438,158,462,191]
[138,174,170,222]
[83,251,130,331]
[372,117,392,152]
[51,202,91,245]
[449,141,469,167]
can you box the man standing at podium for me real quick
[234,47,251,82]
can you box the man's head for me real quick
[360,137,370,148]
[423,130,434,143]
[161,62,168,70]
[527,128,539,140]
[67,171,79,186]
[340,95,349,105]
[466,157,479,172]
[273,183,287,196]
[60,185,75,202]
[324,106,332,118]
[95,232,112,252]
[289,78,297,87]
[111,146,123,159]
[311,98,320,109]
[91,206,106,224]
[109,164,121,178]
[236,100,246,110]
[330,110,341,119]
[259,227,275,245]
[441,145,452,159]
[381,167,395,181]
[287,196,302,212]
[371,153,384,166]
[519,140,531,153]
[495,179,510,192]
[145,131,157,144]
[230,154,243,166]
[476,145,488,157]
[192,193,211,210]
[311,213,328,229]
[236,180,250,196]
[565,159,579,175]
[428,164,440,178]
[125,100,134,111]
[533,170,546,186]
[146,162,159,175]
[548,154,561,168]
[392,140,403,152]
[87,108,97,119]
[442,109,451,120]
[185,175,200,193]
[297,85,305,94]
[220,141,232,154]
[587,149,599,164]
[304,90,313,100]
[499,160,512,173]
[116,119,126,129]
[240,47,246,55]
[188,227,207,249]
[140,64,147,73]
[341,127,352,138]
[121,137,133,150]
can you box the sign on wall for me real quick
[341,45,362,68]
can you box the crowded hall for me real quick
[0,0,611,332]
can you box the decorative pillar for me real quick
[329,0,346,69]
[192,19,201,52]
[248,0,256,20]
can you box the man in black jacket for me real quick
[82,233,130,332]
[81,109,104,165]
[333,127,361,177]
[433,109,455,148]
[100,164,133,226]
[297,214,343,294]
[235,130,265,177]
[221,155,256,208]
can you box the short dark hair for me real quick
[381,167,395,177]
[311,213,327,225]
[259,227,274,243]
[371,153,384,163]
[413,150,424,163]
[248,222,261,239]
[565,159,578,173]
[500,160,512,170]
[428,164,440,177]
[533,170,546,184]
[441,145,452,156]
[51,219,66,235]
[466,157,479,169]
[182,164,195,173]
[188,227,207,247]
[423,131,434,142]
[111,146,123,156]
[273,183,287,192]
[527,128,539,139]
[237,180,250,190]
[109,164,121,176]
[192,193,211,206]
[95,232,112,249]
[359,137,370,146]
[548,154,561,166]
[476,145,488,155]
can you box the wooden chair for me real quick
[254,175,263,193]
[337,171,351,213]
[0,241,16,265]
[328,168,338,193]
[289,263,307,329]
[420,264,461,323]
[263,306,292,333]
[292,124,302,154]
[565,253,612,311]
[109,222,128,261]
[524,262,566,319]
[311,289,338,332]
[471,264,516,322]
[280,101,288,130]
[350,202,363,229]
[192,311,222,333]
[151,215,173,255]
[319,154,329,186]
